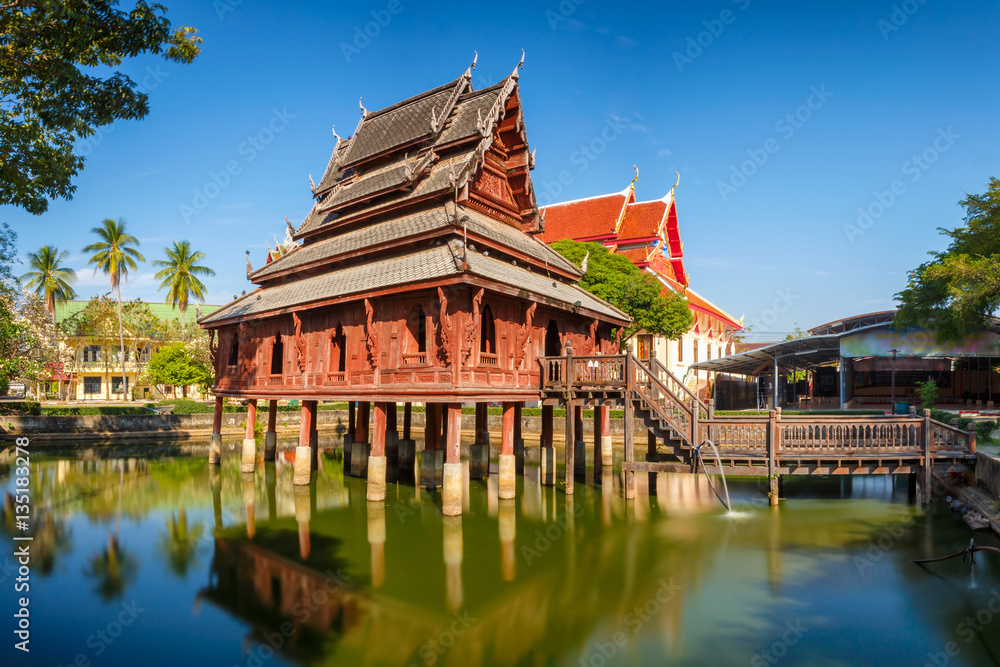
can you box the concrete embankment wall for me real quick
[976,452,1000,499]
[1,410,650,443]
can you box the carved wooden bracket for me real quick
[292,312,307,373]
[436,287,453,365]
[582,318,599,355]
[513,302,536,369]
[364,299,380,368]
[609,328,622,355]
[462,288,484,364]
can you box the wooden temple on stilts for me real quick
[198,54,630,514]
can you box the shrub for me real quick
[914,379,938,411]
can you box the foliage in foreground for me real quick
[0,2,201,214]
[895,177,1000,341]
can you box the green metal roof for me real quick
[56,300,222,325]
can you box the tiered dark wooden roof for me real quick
[202,61,628,328]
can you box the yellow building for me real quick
[54,300,221,402]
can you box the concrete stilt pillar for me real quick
[241,398,257,473]
[443,403,463,515]
[367,502,386,588]
[443,516,463,611]
[499,402,516,499]
[209,395,223,465]
[499,499,515,582]
[367,403,388,502]
[469,402,489,479]
[264,399,278,461]
[293,400,314,485]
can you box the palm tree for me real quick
[152,240,215,338]
[83,218,145,401]
[21,246,77,401]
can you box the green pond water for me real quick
[3,441,1000,667]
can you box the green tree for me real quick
[0,1,201,214]
[84,218,145,400]
[550,240,693,342]
[146,342,210,398]
[21,246,76,400]
[895,177,1000,341]
[152,240,215,337]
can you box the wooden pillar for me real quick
[368,402,387,501]
[209,395,223,465]
[623,356,635,499]
[540,404,555,486]
[356,402,370,443]
[425,403,440,450]
[768,408,780,506]
[446,403,462,465]
[514,403,522,442]
[241,398,257,473]
[475,403,488,443]
[565,398,576,495]
[264,399,277,461]
[441,403,449,447]
[403,402,412,440]
[922,408,932,505]
[386,402,397,438]
[347,400,356,442]
[500,402,515,499]
[594,404,604,479]
[470,402,489,479]
[514,402,524,474]
[244,398,257,440]
[541,405,554,447]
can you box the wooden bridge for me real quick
[539,352,978,504]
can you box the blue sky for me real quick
[4,0,999,339]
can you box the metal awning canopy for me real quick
[689,335,844,376]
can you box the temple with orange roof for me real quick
[538,175,743,398]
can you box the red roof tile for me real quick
[538,191,629,243]
[616,247,655,265]
[618,200,666,241]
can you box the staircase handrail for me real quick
[648,356,711,419]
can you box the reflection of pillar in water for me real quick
[443,515,463,611]
[601,476,613,527]
[294,485,311,561]
[265,462,277,521]
[368,502,386,588]
[209,465,223,529]
[209,396,223,465]
[241,472,256,540]
[499,499,516,582]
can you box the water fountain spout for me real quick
[695,439,732,512]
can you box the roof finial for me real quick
[285,216,295,237]
[529,145,537,170]
[309,174,315,191]
[332,124,341,144]
[631,164,639,188]
[511,49,525,79]
[245,250,252,277]
[359,96,367,117]
[471,50,478,71]
[670,171,680,197]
